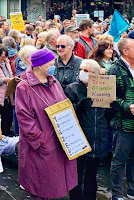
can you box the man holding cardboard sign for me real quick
[87,74,116,108]
[107,38,134,200]
[65,59,109,200]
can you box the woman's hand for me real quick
[100,68,107,75]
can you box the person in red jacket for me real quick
[65,25,86,59]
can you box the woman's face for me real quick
[38,36,46,45]
[40,59,55,73]
[103,45,113,60]
[25,57,31,66]
[0,51,6,63]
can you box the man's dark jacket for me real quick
[54,54,82,90]
[107,58,134,133]
[65,79,108,158]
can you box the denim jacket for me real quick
[54,54,82,90]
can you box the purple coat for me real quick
[15,66,77,198]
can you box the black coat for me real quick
[65,79,108,158]
[54,54,82,90]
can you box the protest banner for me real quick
[45,99,91,160]
[5,78,17,97]
[87,74,116,108]
[75,14,89,28]
[10,12,25,31]
[108,9,130,42]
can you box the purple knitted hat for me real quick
[31,48,55,67]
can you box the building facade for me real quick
[0,0,21,20]
[0,0,134,22]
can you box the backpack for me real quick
[10,54,19,76]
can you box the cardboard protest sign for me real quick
[75,14,89,28]
[5,78,17,97]
[45,99,91,160]
[10,12,25,31]
[87,74,116,108]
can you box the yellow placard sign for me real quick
[45,99,91,160]
[10,12,25,31]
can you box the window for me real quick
[7,0,19,19]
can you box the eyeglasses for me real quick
[107,44,114,50]
[56,45,66,49]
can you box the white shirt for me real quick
[0,136,19,156]
[121,57,134,78]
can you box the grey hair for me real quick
[118,38,133,55]
[46,30,60,43]
[19,45,37,63]
[80,59,100,74]
[8,29,19,42]
[38,31,48,39]
[57,34,74,47]
[2,36,17,49]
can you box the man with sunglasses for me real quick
[54,34,82,90]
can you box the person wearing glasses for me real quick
[54,34,82,90]
[88,40,115,164]
[88,40,115,75]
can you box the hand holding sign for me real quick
[87,74,116,108]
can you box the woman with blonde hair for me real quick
[36,31,48,49]
[99,34,114,42]
[34,26,43,35]
[20,38,35,48]
[19,45,37,75]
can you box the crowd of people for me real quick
[0,10,134,200]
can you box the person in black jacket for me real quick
[65,59,109,200]
[54,34,82,90]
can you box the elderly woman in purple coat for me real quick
[15,48,77,200]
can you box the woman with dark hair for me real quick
[89,40,115,164]
[0,44,13,136]
[88,40,115,75]
[2,36,29,136]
